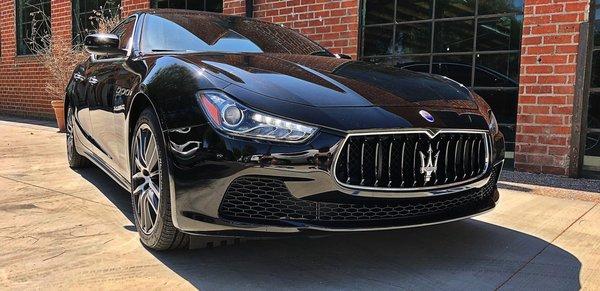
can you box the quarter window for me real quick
[360,0,524,152]
[72,0,121,44]
[16,0,51,55]
[111,17,136,51]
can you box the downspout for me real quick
[245,0,253,17]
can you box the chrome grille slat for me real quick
[334,130,490,191]
[360,140,366,185]
[477,139,483,174]
[345,143,351,183]
[444,137,451,183]
[472,137,478,175]
[454,137,461,182]
[412,139,419,187]
[387,139,394,187]
[463,137,469,179]
[400,139,406,187]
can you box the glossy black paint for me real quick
[66,9,505,236]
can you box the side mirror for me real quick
[335,53,352,60]
[84,33,126,56]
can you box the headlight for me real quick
[197,90,318,143]
[488,110,499,135]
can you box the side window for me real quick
[111,17,136,51]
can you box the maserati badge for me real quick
[419,145,439,183]
[419,110,435,123]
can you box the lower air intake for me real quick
[218,165,500,228]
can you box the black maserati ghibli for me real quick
[65,9,505,250]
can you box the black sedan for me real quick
[65,9,505,250]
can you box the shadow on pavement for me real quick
[0,114,56,129]
[73,167,133,222]
[496,182,532,192]
[75,166,582,290]
[501,169,600,193]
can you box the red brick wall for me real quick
[224,0,360,58]
[0,0,595,177]
[514,0,590,175]
[0,0,60,119]
[223,0,246,15]
[122,0,151,16]
[0,0,358,119]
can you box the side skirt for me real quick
[74,124,131,192]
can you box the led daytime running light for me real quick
[198,91,318,143]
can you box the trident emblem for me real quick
[419,145,439,183]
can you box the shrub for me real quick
[25,4,122,100]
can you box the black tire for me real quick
[66,105,91,168]
[130,108,189,250]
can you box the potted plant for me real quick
[26,5,120,132]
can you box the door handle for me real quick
[73,73,85,82]
[88,76,98,85]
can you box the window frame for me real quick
[582,0,600,173]
[72,0,122,44]
[359,0,523,90]
[358,0,524,152]
[15,0,52,55]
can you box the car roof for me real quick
[132,8,245,20]
[131,9,281,27]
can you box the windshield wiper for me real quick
[309,50,334,57]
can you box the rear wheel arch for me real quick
[63,94,71,121]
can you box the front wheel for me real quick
[131,108,188,250]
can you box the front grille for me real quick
[334,131,489,190]
[218,165,500,228]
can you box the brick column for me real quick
[223,0,246,16]
[51,0,72,41]
[122,0,151,16]
[0,0,14,60]
[515,0,590,175]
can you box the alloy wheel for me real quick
[132,124,161,235]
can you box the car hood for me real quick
[177,53,479,110]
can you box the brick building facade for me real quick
[0,0,598,177]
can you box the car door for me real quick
[87,62,117,160]
[87,17,136,170]
[71,65,94,138]
[112,62,139,175]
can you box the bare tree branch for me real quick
[25,2,122,100]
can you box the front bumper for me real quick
[166,125,504,236]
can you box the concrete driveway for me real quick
[0,118,598,290]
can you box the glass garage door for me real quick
[359,0,524,155]
[584,2,600,173]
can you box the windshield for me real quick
[141,12,332,56]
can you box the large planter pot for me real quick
[51,100,66,133]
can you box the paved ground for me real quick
[0,117,598,290]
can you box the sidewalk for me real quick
[0,116,599,290]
